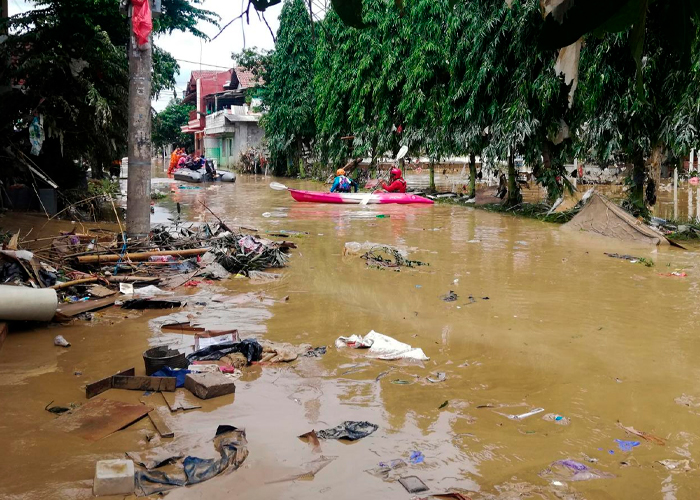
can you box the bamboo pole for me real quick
[77,247,208,264]
[50,277,100,289]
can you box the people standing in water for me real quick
[381,168,407,193]
[330,168,358,193]
[167,147,181,175]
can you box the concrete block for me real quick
[94,459,134,496]
[185,372,236,400]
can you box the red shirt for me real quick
[381,178,407,193]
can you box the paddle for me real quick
[269,182,289,191]
[360,146,410,206]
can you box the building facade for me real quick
[180,68,264,169]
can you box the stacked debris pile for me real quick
[0,221,297,322]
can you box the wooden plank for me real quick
[43,398,152,441]
[112,375,176,392]
[55,295,119,320]
[86,367,135,399]
[147,409,174,438]
[161,389,202,412]
[0,322,7,351]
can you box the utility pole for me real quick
[126,0,153,238]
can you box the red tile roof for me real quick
[234,67,263,89]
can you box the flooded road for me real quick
[2,175,700,499]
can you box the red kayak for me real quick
[289,189,434,205]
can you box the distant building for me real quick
[180,67,264,169]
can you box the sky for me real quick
[7,0,284,111]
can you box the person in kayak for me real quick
[381,168,407,193]
[330,168,358,193]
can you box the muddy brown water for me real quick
[1,175,700,499]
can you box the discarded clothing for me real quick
[134,425,248,496]
[539,459,615,482]
[335,330,429,361]
[409,450,425,464]
[127,446,184,469]
[187,338,262,364]
[315,421,378,441]
[260,340,312,363]
[151,367,191,388]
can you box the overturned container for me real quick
[0,285,58,321]
[143,346,187,375]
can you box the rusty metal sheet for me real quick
[45,398,152,441]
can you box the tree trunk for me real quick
[429,162,436,192]
[647,143,663,206]
[469,152,476,199]
[541,142,556,204]
[629,149,646,214]
[506,150,520,207]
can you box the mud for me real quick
[1,175,700,499]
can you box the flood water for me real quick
[1,174,700,499]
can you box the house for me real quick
[180,67,265,169]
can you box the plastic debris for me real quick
[441,290,458,302]
[409,451,425,464]
[540,459,615,482]
[54,335,71,347]
[657,459,692,471]
[315,421,378,441]
[427,372,446,383]
[542,413,570,425]
[506,407,544,420]
[617,422,666,445]
[399,475,429,493]
[335,330,429,361]
[614,439,640,452]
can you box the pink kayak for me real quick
[289,189,434,205]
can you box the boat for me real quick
[173,160,236,184]
[289,189,434,205]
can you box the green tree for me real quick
[152,99,195,150]
[260,0,316,176]
[0,0,216,185]
[399,0,451,192]
[574,3,697,214]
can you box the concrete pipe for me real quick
[0,285,58,321]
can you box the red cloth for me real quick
[132,0,153,47]
[381,178,407,193]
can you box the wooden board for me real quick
[161,389,202,412]
[0,323,7,351]
[160,322,206,333]
[147,409,174,438]
[86,367,135,399]
[111,375,176,392]
[55,295,119,320]
[45,398,152,441]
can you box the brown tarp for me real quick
[562,192,669,246]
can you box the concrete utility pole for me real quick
[126,0,152,238]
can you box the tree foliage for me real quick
[0,0,216,185]
[261,0,700,213]
[260,0,316,175]
[152,99,195,150]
